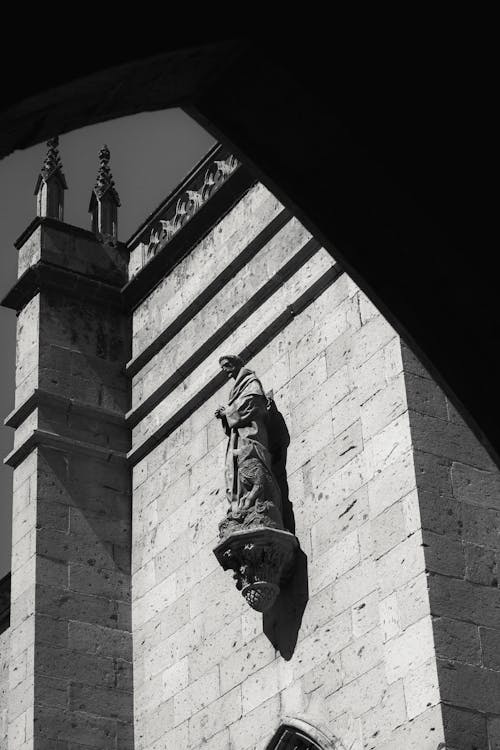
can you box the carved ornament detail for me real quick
[145,152,239,259]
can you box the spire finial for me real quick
[93,144,120,205]
[89,144,120,244]
[35,136,67,220]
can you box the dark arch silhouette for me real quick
[266,719,340,750]
[0,33,498,467]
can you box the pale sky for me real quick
[0,109,215,578]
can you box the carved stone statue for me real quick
[215,355,284,538]
[213,355,297,612]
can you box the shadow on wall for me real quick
[264,399,309,660]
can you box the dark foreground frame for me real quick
[0,34,498,466]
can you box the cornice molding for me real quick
[14,215,119,250]
[128,265,344,466]
[1,261,124,312]
[4,428,128,469]
[126,208,293,378]
[127,237,322,428]
[4,389,126,430]
[122,163,257,311]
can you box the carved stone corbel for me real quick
[213,528,298,612]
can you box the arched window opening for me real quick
[267,724,325,750]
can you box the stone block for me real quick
[69,563,130,603]
[370,502,408,559]
[340,626,384,683]
[465,543,498,586]
[438,658,500,713]
[462,504,500,551]
[360,680,407,749]
[290,365,351,437]
[325,663,387,720]
[37,583,130,631]
[228,695,279,748]
[434,617,481,665]
[220,632,275,694]
[395,683,444,748]
[370,413,412,474]
[422,529,465,577]
[310,486,369,560]
[188,685,241,748]
[142,617,203,680]
[146,722,188,750]
[173,667,220,727]
[350,316,397,371]
[396,573,431,630]
[479,627,500,670]
[409,410,495,470]
[34,703,118,748]
[241,658,294,713]
[384,617,434,684]
[285,411,334,476]
[488,716,500,750]
[376,535,426,598]
[379,593,402,643]
[289,297,349,377]
[451,461,500,510]
[404,371,448,420]
[294,611,352,681]
[429,574,500,628]
[68,622,131,661]
[360,373,407,441]
[302,655,343,696]
[69,683,132,721]
[417,490,462,539]
[326,329,354,379]
[352,590,379,639]
[310,530,360,596]
[188,616,241,683]
[367,450,416,518]
[441,704,488,750]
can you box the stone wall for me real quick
[4,220,134,749]
[0,628,8,749]
[129,182,449,750]
[403,346,500,749]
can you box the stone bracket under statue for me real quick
[214,527,298,612]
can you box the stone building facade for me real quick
[0,139,499,750]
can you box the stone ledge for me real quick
[127,265,344,466]
[4,388,126,430]
[127,236,321,427]
[122,166,258,312]
[1,261,123,312]
[14,215,114,251]
[126,208,292,378]
[4,428,128,469]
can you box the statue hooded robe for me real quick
[217,360,283,536]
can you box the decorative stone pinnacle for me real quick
[93,144,120,205]
[36,136,67,190]
[35,136,67,218]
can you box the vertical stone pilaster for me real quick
[2,218,132,749]
[402,343,500,750]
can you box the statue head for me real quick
[219,354,244,379]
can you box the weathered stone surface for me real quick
[479,626,500,670]
[434,616,481,665]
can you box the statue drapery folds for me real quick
[213,355,298,612]
[215,355,283,538]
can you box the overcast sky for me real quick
[0,109,215,579]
